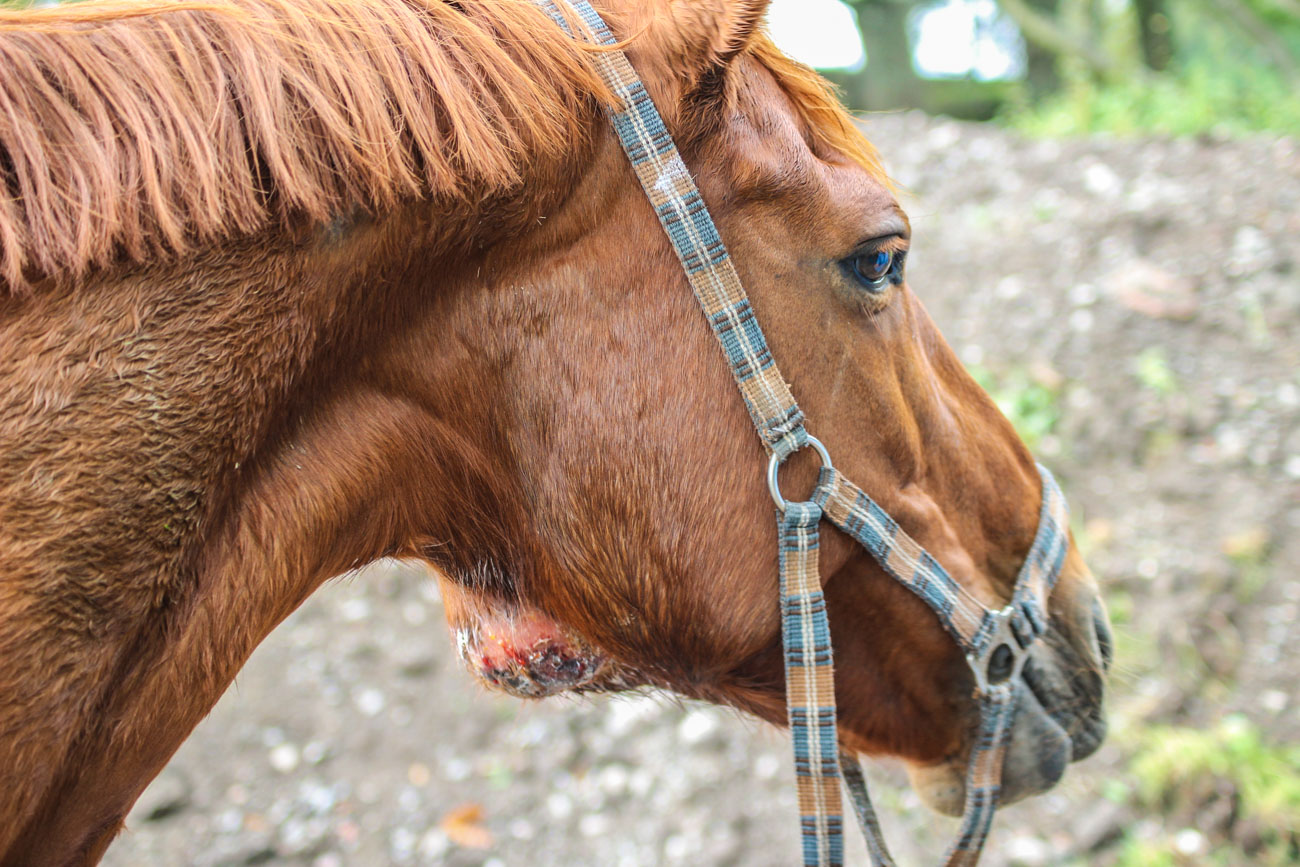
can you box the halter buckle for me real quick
[766,435,832,512]
[965,605,1032,696]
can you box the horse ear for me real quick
[628,0,771,97]
[672,0,771,72]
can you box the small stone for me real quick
[546,792,574,820]
[1229,225,1273,275]
[664,834,691,861]
[580,813,612,837]
[302,741,328,765]
[754,753,782,780]
[1174,828,1205,855]
[1003,833,1052,865]
[1068,309,1094,333]
[215,808,243,834]
[1111,260,1199,320]
[339,598,371,622]
[1261,690,1288,712]
[444,757,472,781]
[1084,162,1122,197]
[418,829,450,859]
[596,764,629,796]
[300,781,337,814]
[678,708,720,744]
[355,688,385,717]
[407,762,431,787]
[269,743,300,774]
[389,827,416,860]
[129,768,191,823]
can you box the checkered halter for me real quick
[536,2,1072,864]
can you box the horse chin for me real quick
[904,682,1074,817]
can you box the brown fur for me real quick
[0,1,1107,863]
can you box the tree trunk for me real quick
[842,1,928,110]
[1133,0,1174,70]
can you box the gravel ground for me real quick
[102,113,1299,867]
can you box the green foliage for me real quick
[1117,715,1300,865]
[1010,58,1300,137]
[1132,347,1178,396]
[1009,1,1300,136]
[967,364,1061,449]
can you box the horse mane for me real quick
[0,0,610,290]
[0,0,886,292]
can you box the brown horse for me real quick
[0,0,1111,862]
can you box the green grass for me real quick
[967,364,1062,450]
[1113,715,1300,865]
[1007,0,1300,139]
[1132,348,1178,396]
[1011,60,1300,138]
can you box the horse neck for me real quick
[0,207,476,862]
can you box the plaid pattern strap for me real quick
[780,500,843,867]
[840,752,897,867]
[532,0,807,460]
[943,683,1018,865]
[1009,466,1070,644]
[813,466,996,655]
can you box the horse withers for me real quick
[0,0,1110,863]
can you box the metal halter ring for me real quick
[767,435,833,512]
[965,605,1032,695]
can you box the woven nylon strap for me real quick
[534,3,1071,864]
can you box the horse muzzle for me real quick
[908,590,1112,816]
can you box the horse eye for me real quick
[845,249,901,293]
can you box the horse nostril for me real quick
[987,643,1015,684]
[1092,598,1114,672]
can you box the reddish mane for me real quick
[0,0,888,291]
[0,0,607,289]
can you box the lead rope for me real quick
[534,3,1071,865]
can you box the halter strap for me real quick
[534,3,1071,864]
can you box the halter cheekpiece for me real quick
[535,4,1072,864]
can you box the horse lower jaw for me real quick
[904,682,1073,817]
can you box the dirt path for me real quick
[103,113,1299,867]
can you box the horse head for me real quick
[417,0,1112,816]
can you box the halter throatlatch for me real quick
[537,3,1072,864]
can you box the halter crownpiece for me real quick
[535,3,1072,864]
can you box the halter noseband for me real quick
[536,4,1071,864]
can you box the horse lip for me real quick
[905,679,1077,816]
[1022,651,1107,762]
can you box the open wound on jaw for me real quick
[453,608,608,698]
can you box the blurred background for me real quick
[13,0,1283,864]
[767,0,1300,135]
